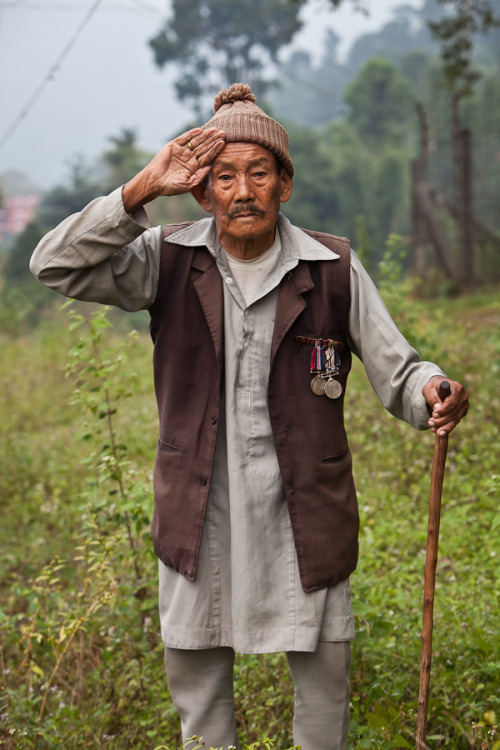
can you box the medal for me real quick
[322,344,342,399]
[310,341,326,395]
[311,375,325,396]
[324,378,342,399]
[301,337,344,399]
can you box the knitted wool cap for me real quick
[202,83,294,178]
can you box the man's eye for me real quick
[254,171,266,177]
[218,174,232,181]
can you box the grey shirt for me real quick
[30,188,445,653]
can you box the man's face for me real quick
[192,142,293,259]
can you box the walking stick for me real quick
[416,380,451,750]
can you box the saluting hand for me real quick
[123,127,226,212]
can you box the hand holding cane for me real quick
[416,380,451,750]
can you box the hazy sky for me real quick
[0,0,421,189]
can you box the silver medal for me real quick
[311,375,325,396]
[324,378,342,400]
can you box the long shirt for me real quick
[30,188,445,653]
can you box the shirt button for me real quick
[226,277,233,285]
[244,309,250,316]
[243,342,249,350]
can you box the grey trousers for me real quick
[164,641,351,750]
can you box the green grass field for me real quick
[0,291,498,749]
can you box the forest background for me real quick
[0,0,499,748]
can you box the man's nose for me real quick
[234,175,254,201]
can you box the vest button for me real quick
[211,416,217,425]
[201,478,207,486]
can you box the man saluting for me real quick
[31,83,469,750]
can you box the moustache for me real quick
[225,205,267,219]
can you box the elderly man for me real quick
[31,84,469,750]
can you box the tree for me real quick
[39,160,103,230]
[149,0,306,116]
[427,0,500,289]
[344,58,417,151]
[273,30,350,127]
[0,219,52,330]
[101,129,152,192]
[428,0,499,98]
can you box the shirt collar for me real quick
[166,213,339,263]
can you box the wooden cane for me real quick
[416,380,451,749]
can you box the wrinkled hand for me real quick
[422,376,469,436]
[123,127,226,212]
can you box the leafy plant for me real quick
[1,293,498,748]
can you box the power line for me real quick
[0,0,104,153]
[0,0,165,11]
[120,0,165,16]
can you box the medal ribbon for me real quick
[310,341,326,373]
[295,336,343,350]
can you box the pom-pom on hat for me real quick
[202,83,294,178]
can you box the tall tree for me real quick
[344,58,417,151]
[149,0,306,116]
[428,0,499,98]
[101,129,152,192]
[39,160,103,230]
[428,0,499,289]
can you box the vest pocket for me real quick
[158,438,181,453]
[320,448,348,464]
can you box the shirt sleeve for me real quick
[29,187,162,312]
[347,250,445,430]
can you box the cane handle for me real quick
[438,380,450,402]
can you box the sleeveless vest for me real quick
[148,223,358,593]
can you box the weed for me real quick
[0,290,498,748]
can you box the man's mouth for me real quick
[225,205,266,219]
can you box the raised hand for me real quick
[123,127,226,212]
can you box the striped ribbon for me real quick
[310,341,326,373]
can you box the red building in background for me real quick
[0,195,41,242]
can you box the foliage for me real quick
[272,31,350,126]
[1,282,499,748]
[428,0,500,97]
[100,128,152,194]
[148,0,305,116]
[284,119,412,268]
[0,220,53,331]
[344,58,417,151]
[39,159,104,231]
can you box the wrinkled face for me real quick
[192,142,293,258]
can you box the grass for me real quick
[0,289,499,749]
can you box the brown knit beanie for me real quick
[202,83,294,178]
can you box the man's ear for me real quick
[191,182,212,212]
[279,171,293,204]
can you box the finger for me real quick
[196,138,226,166]
[177,128,225,154]
[187,165,212,188]
[195,129,226,152]
[176,128,204,148]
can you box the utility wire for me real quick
[0,0,103,152]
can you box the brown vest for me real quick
[149,223,358,593]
